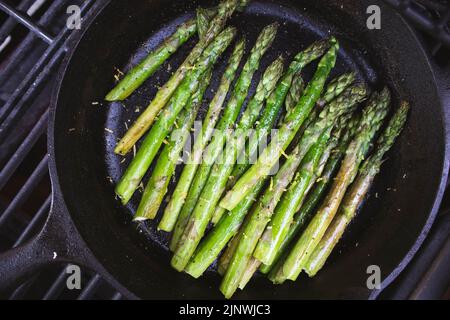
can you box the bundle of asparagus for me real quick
[105,0,409,299]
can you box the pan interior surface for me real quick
[52,0,446,299]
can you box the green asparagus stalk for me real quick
[168,26,277,251]
[170,23,279,265]
[105,19,198,102]
[240,116,359,285]
[211,72,304,225]
[220,77,358,276]
[228,39,332,189]
[260,114,360,274]
[239,113,353,287]
[284,72,356,158]
[285,73,305,118]
[214,44,334,223]
[253,85,367,265]
[186,178,265,278]
[272,88,391,283]
[169,24,278,251]
[219,129,330,298]
[197,8,216,39]
[115,28,236,204]
[304,102,409,276]
[182,58,284,277]
[240,121,340,290]
[133,70,212,221]
[185,58,351,283]
[215,179,265,276]
[193,56,284,228]
[219,39,339,211]
[219,84,365,299]
[318,72,356,107]
[213,71,305,225]
[114,0,242,155]
[158,39,245,232]
[218,228,243,275]
[239,257,261,289]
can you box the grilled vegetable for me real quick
[217,73,356,277]
[271,88,391,283]
[170,23,279,264]
[219,84,365,299]
[169,25,279,252]
[105,19,198,102]
[115,28,236,204]
[158,39,245,232]
[183,57,284,277]
[133,70,212,221]
[219,39,339,211]
[260,114,360,274]
[227,39,332,190]
[304,101,409,277]
[253,85,367,266]
[114,0,243,155]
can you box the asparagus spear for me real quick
[170,23,279,264]
[169,25,278,250]
[228,39,332,189]
[184,51,349,281]
[239,120,342,290]
[239,117,354,288]
[219,129,331,298]
[158,39,245,232]
[188,56,284,231]
[105,19,198,102]
[214,73,305,274]
[260,114,360,274]
[216,180,264,276]
[219,85,365,299]
[304,102,409,277]
[284,73,305,118]
[115,28,237,204]
[239,257,261,289]
[219,39,339,211]
[214,43,331,225]
[239,119,348,282]
[197,8,216,40]
[133,70,212,221]
[253,85,367,266]
[186,178,265,278]
[283,72,354,122]
[318,72,357,107]
[183,57,285,277]
[213,71,356,277]
[272,88,391,283]
[218,227,243,275]
[114,0,242,156]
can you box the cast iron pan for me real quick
[0,0,449,299]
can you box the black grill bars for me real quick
[0,0,121,300]
[384,0,450,49]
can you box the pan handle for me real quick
[0,229,55,291]
[0,194,95,292]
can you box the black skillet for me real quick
[0,0,449,299]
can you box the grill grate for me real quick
[0,0,448,300]
[0,0,121,300]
